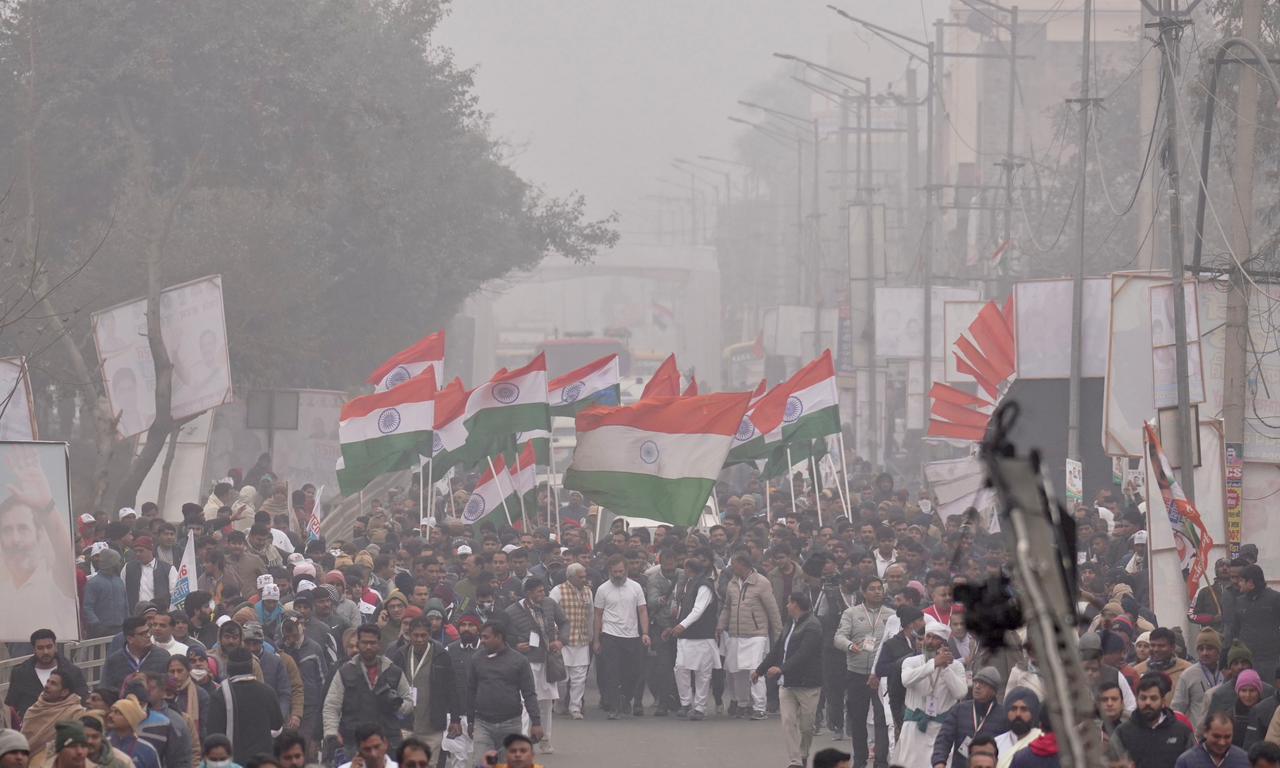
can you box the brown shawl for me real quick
[21,692,85,767]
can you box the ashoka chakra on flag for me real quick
[385,365,413,389]
[561,382,585,403]
[377,408,402,434]
[639,440,660,464]
[735,417,756,441]
[492,382,521,404]
[783,395,804,424]
[463,495,486,522]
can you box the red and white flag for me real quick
[367,331,445,393]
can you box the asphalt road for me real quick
[539,709,855,768]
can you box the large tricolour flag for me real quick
[432,378,472,473]
[641,354,680,400]
[464,354,550,443]
[549,354,621,416]
[564,392,752,526]
[1145,421,1214,600]
[367,331,445,392]
[340,368,437,469]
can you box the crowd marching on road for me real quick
[4,457,1280,768]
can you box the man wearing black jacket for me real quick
[1229,564,1280,682]
[207,648,285,764]
[4,629,88,718]
[874,606,925,737]
[123,537,177,612]
[388,617,461,760]
[755,592,824,768]
[1112,674,1195,768]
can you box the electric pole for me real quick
[1153,0,1196,499]
[1066,0,1096,462]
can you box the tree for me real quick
[0,0,618,509]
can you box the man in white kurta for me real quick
[892,619,967,768]
[664,558,720,720]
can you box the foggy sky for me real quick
[438,1,948,230]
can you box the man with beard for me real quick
[995,688,1043,768]
[1177,711,1250,768]
[874,605,925,736]
[593,554,651,719]
[1113,674,1195,768]
[1134,628,1191,706]
[932,667,1008,768]
[1228,564,1280,682]
[5,630,87,719]
[19,670,85,768]
[549,565,594,720]
[891,619,966,768]
[322,624,412,753]
[836,576,894,767]
[77,712,131,768]
[43,723,90,768]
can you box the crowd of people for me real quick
[2,456,1280,768]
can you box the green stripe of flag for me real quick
[338,450,416,496]
[340,430,431,470]
[562,469,713,528]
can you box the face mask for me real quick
[478,602,494,612]
[190,668,209,682]
[206,760,232,768]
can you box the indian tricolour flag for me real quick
[460,453,517,527]
[431,377,472,473]
[340,368,437,470]
[367,331,445,392]
[564,391,752,526]
[508,441,538,499]
[464,354,550,442]
[724,379,771,466]
[549,354,621,416]
[516,428,551,466]
[759,350,841,447]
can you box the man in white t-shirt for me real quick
[592,554,650,720]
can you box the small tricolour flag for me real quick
[461,454,516,527]
[367,331,445,393]
[549,354,621,417]
[340,368,437,470]
[516,428,551,466]
[306,485,324,542]
[432,377,473,473]
[508,441,538,500]
[464,354,550,447]
[641,354,680,400]
[172,531,199,608]
[563,391,752,527]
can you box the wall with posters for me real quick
[0,441,79,640]
[92,275,232,438]
[203,390,345,498]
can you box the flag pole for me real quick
[447,474,457,519]
[765,479,772,524]
[828,450,852,521]
[785,446,799,519]
[708,490,722,529]
[514,447,529,530]
[548,444,561,542]
[487,455,515,527]
[837,433,854,521]
[810,453,824,528]
[422,456,434,529]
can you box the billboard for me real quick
[1014,277,1111,379]
[204,389,345,497]
[0,358,37,440]
[0,441,79,640]
[874,286,981,359]
[92,275,232,438]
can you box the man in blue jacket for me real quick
[932,666,1009,768]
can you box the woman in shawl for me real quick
[167,655,209,763]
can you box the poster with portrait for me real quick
[0,358,37,440]
[874,286,981,359]
[92,275,233,438]
[0,441,79,641]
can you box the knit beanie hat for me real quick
[1195,628,1222,651]
[1228,641,1254,667]
[1237,669,1263,693]
[0,730,28,758]
[54,722,88,752]
[110,696,146,732]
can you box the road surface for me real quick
[541,710,855,768]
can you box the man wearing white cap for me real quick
[892,618,967,768]
[0,729,29,768]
